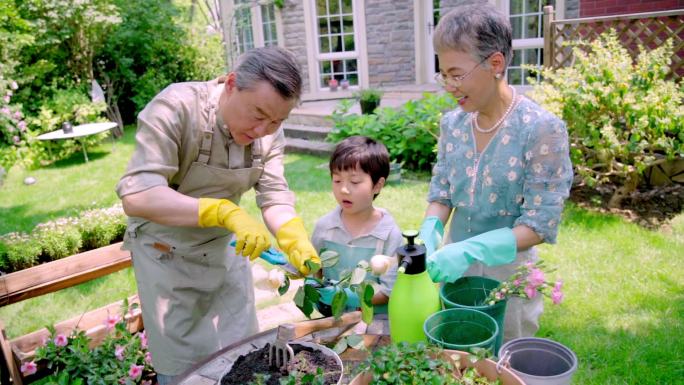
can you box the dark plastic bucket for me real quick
[423,308,498,353]
[441,276,507,353]
[498,337,578,385]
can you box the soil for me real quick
[569,183,684,230]
[220,343,341,385]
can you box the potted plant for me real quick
[349,341,525,385]
[328,78,339,91]
[354,88,383,114]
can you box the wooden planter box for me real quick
[0,242,143,385]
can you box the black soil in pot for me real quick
[220,343,341,385]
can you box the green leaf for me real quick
[349,267,367,285]
[304,283,320,303]
[278,276,290,296]
[331,289,347,319]
[305,259,321,275]
[319,250,340,268]
[346,334,365,350]
[332,337,348,354]
[294,286,306,307]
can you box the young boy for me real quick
[311,136,403,313]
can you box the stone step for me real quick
[285,137,335,157]
[282,122,331,141]
[285,113,333,128]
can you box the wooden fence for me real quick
[543,6,684,78]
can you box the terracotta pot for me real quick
[348,349,525,385]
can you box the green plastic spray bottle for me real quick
[388,230,441,343]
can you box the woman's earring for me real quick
[495,73,502,80]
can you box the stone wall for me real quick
[279,1,311,92]
[364,0,416,87]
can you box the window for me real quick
[232,0,280,56]
[507,0,551,85]
[315,0,359,88]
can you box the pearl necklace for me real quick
[472,86,518,134]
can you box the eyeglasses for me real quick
[434,55,492,89]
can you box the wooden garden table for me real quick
[172,314,390,385]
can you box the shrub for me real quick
[0,205,127,273]
[329,92,457,171]
[527,30,683,207]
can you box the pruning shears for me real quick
[229,240,300,276]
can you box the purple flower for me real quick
[12,135,20,144]
[20,361,37,376]
[54,334,68,347]
[138,330,148,349]
[13,110,22,119]
[128,364,143,379]
[1,107,9,115]
[10,81,18,90]
[18,120,26,131]
[145,351,152,364]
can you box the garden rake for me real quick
[269,310,362,368]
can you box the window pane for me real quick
[342,15,354,33]
[343,34,355,51]
[510,0,523,15]
[525,48,539,65]
[328,0,339,14]
[317,1,327,15]
[507,68,522,85]
[511,49,522,66]
[330,16,342,33]
[525,15,539,39]
[342,0,352,13]
[345,59,357,72]
[348,73,358,86]
[321,60,332,74]
[318,17,329,35]
[331,34,343,52]
[510,16,523,40]
[526,0,539,13]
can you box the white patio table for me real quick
[36,122,118,162]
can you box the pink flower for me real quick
[1,107,9,115]
[3,95,9,104]
[513,279,521,287]
[13,110,22,119]
[20,361,37,376]
[554,280,563,291]
[10,81,18,90]
[115,345,125,361]
[54,334,68,347]
[17,120,26,131]
[104,314,120,330]
[145,351,152,364]
[524,284,538,299]
[552,287,564,304]
[128,364,143,379]
[527,268,545,288]
[138,330,148,348]
[142,380,152,385]
[12,135,20,144]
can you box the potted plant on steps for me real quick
[354,89,383,115]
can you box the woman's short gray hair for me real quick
[234,46,302,101]
[433,3,513,68]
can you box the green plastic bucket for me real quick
[441,276,507,354]
[423,308,498,353]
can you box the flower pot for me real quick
[359,99,380,114]
[328,79,339,91]
[340,79,350,90]
[349,349,525,385]
[441,276,507,354]
[423,308,499,353]
[498,337,578,385]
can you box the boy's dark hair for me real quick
[329,136,390,199]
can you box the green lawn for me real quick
[1,130,683,384]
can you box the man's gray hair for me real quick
[433,3,513,69]
[234,46,302,100]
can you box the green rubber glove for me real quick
[198,198,271,260]
[418,216,444,256]
[427,227,517,283]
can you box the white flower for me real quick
[523,114,531,123]
[525,151,533,160]
[548,219,557,228]
[268,269,286,290]
[528,210,537,216]
[10,81,18,90]
[462,133,469,142]
[533,195,542,206]
[466,167,475,177]
[485,176,493,186]
[446,142,454,152]
[440,178,447,185]
[489,193,498,203]
[452,129,461,137]
[370,255,392,276]
[466,150,474,159]
[508,156,517,167]
[540,144,549,155]
[516,194,524,204]
[507,171,517,181]
[440,190,448,198]
[501,135,511,145]
[533,163,543,174]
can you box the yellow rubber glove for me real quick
[275,217,320,275]
[198,198,271,261]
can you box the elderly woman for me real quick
[419,4,573,341]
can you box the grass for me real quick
[1,131,683,384]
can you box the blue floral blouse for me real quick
[427,96,573,244]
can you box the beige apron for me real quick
[123,102,263,375]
